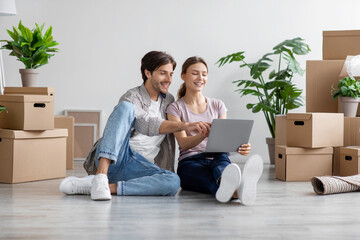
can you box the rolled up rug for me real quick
[311,175,360,195]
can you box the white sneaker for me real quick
[91,174,112,201]
[237,154,263,206]
[215,163,241,203]
[59,175,94,195]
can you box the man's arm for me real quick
[166,113,211,151]
[158,119,210,135]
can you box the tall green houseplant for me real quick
[217,38,310,138]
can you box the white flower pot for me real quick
[338,96,360,117]
[19,69,39,87]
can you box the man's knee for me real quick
[164,172,181,196]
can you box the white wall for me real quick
[1,0,359,163]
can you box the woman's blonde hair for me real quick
[177,56,208,99]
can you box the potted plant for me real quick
[217,38,310,164]
[0,21,59,87]
[0,105,7,114]
[332,77,360,117]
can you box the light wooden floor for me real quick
[1,161,360,240]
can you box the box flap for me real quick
[286,113,312,121]
[0,128,68,139]
[323,30,360,37]
[341,146,360,155]
[279,146,333,155]
[4,87,55,96]
[0,94,52,103]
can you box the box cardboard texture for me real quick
[340,146,360,176]
[0,129,67,183]
[55,116,74,170]
[275,146,333,181]
[4,87,55,96]
[333,117,360,175]
[306,60,344,113]
[323,30,360,60]
[286,113,344,148]
[275,115,287,146]
[0,94,54,130]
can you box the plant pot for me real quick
[338,96,360,117]
[266,137,275,164]
[19,69,39,87]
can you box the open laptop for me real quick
[204,119,254,153]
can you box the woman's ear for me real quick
[181,73,185,81]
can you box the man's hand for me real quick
[185,121,211,137]
[238,143,251,156]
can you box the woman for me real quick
[166,56,263,205]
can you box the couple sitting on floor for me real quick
[59,51,263,205]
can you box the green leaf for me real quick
[6,29,18,42]
[217,52,245,67]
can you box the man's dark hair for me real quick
[141,51,176,83]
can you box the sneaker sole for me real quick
[215,164,241,203]
[238,154,263,206]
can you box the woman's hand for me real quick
[237,143,251,156]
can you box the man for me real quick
[60,51,211,200]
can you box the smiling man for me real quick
[60,51,211,200]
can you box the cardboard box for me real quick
[340,146,360,176]
[344,117,360,146]
[323,30,360,60]
[275,115,286,145]
[275,146,333,181]
[286,113,344,148]
[0,128,67,183]
[0,94,54,130]
[4,87,55,96]
[55,116,74,170]
[333,147,341,176]
[306,60,344,113]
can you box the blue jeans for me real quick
[94,101,180,196]
[177,152,231,196]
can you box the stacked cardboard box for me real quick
[303,30,360,177]
[275,113,343,181]
[0,87,72,183]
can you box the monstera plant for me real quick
[217,38,310,163]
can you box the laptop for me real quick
[204,119,254,153]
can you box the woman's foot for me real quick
[215,164,241,203]
[237,154,263,206]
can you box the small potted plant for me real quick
[332,77,360,117]
[0,105,7,114]
[0,21,59,87]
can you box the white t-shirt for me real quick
[129,98,165,162]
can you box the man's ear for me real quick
[145,69,152,80]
